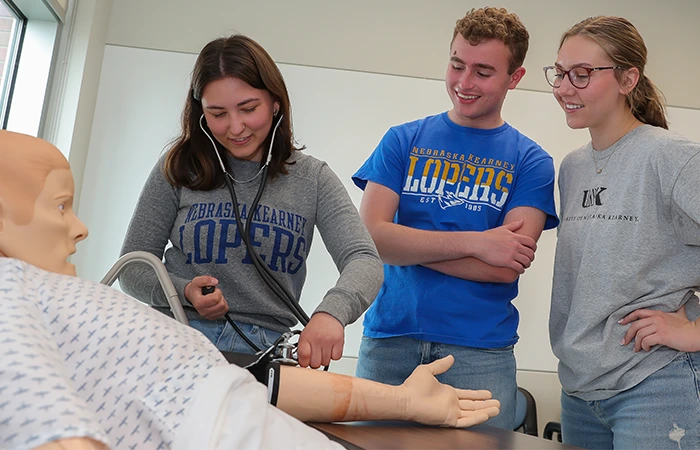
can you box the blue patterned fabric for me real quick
[0,258,227,450]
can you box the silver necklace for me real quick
[590,146,618,174]
[590,121,638,174]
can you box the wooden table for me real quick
[310,421,580,450]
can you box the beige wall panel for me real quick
[106,0,700,109]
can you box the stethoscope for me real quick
[198,113,311,354]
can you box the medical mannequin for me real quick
[0,130,500,450]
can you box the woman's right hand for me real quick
[184,276,229,320]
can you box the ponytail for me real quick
[628,75,668,130]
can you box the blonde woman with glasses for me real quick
[545,16,700,449]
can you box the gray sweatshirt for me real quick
[550,125,700,401]
[119,151,383,332]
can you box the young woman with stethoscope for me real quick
[120,34,383,369]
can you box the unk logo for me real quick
[582,187,606,208]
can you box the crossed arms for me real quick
[360,181,547,283]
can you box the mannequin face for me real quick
[0,131,88,276]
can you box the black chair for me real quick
[544,421,562,442]
[513,386,538,436]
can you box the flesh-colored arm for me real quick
[276,355,500,428]
[33,438,107,450]
[359,182,536,273]
[422,206,547,283]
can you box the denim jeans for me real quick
[561,352,700,449]
[356,335,516,429]
[189,318,284,354]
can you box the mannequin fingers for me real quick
[458,398,501,411]
[425,355,455,376]
[455,388,493,401]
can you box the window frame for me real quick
[0,0,27,128]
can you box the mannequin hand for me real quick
[297,312,344,368]
[470,220,536,273]
[184,276,229,320]
[400,355,500,427]
[620,304,700,352]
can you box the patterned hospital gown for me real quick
[0,258,228,450]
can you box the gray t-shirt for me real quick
[120,151,382,332]
[550,125,700,401]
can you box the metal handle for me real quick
[100,251,189,325]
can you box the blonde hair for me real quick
[560,16,668,129]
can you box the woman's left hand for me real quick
[296,312,344,368]
[619,305,700,352]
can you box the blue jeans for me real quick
[190,318,284,354]
[356,335,516,429]
[561,352,700,449]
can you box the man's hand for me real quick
[184,275,229,320]
[619,305,700,352]
[400,355,501,427]
[469,220,536,273]
[297,312,344,368]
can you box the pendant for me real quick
[596,168,602,174]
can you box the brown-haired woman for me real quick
[120,35,383,369]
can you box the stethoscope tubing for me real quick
[198,114,310,334]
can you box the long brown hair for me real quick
[560,16,668,129]
[164,35,304,190]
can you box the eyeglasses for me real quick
[543,65,624,89]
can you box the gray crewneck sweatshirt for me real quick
[119,151,383,332]
[550,125,700,401]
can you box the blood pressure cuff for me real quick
[220,350,282,406]
[264,361,282,406]
[246,358,281,406]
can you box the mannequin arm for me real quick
[276,355,500,427]
[33,438,107,450]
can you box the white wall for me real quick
[103,0,700,109]
[66,0,700,437]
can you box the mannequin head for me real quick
[0,131,87,275]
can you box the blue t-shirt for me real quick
[353,112,558,348]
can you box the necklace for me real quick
[590,146,618,174]
[590,120,639,174]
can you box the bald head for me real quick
[0,131,70,225]
[0,131,87,275]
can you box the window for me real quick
[1,0,66,136]
[0,1,25,127]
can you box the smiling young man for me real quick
[352,7,559,429]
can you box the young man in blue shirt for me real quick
[353,7,558,429]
